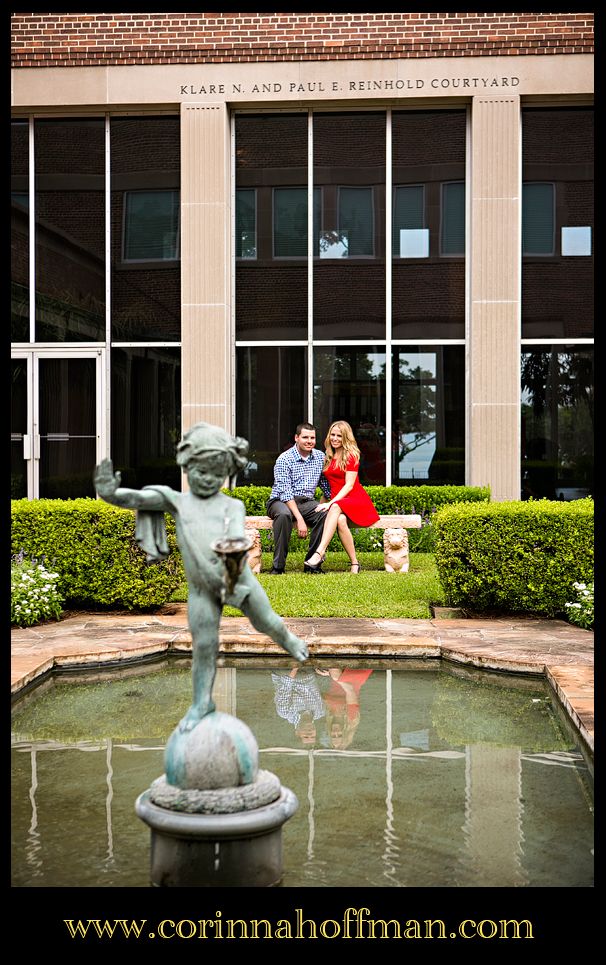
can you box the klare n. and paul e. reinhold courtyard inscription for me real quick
[180,75,520,96]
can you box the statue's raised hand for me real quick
[94,458,121,498]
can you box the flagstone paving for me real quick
[11,606,593,754]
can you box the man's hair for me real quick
[295,422,316,436]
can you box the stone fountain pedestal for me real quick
[135,710,298,887]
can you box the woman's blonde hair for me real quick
[323,420,360,471]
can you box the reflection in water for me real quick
[382,670,401,885]
[103,739,114,868]
[25,749,42,878]
[11,661,593,888]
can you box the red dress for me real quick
[323,454,380,526]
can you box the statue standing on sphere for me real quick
[94,423,308,738]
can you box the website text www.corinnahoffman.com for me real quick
[63,908,535,941]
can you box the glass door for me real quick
[11,349,105,499]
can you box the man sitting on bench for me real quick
[266,422,331,575]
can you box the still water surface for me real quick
[11,658,593,888]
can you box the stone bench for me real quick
[245,514,422,574]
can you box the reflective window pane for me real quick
[522,108,593,338]
[11,359,28,498]
[313,347,386,484]
[38,358,97,498]
[111,117,181,341]
[521,346,593,500]
[522,183,555,255]
[35,119,105,342]
[111,348,181,489]
[236,189,256,259]
[392,111,466,339]
[392,347,464,485]
[236,346,307,485]
[236,115,308,339]
[441,182,465,256]
[314,113,385,339]
[11,121,29,342]
[123,190,179,261]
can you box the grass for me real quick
[170,552,445,619]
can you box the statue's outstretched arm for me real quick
[94,458,169,511]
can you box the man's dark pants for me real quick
[266,496,326,571]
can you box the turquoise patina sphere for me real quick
[164,711,259,790]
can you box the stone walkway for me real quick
[11,605,594,754]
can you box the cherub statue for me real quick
[94,423,308,735]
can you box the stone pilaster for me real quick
[468,96,521,501]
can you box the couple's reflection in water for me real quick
[271,666,373,749]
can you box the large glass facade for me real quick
[35,118,105,342]
[522,108,593,339]
[235,346,308,484]
[11,120,29,342]
[234,109,466,485]
[521,346,593,500]
[12,117,182,500]
[111,117,181,341]
[314,347,386,484]
[235,114,308,340]
[111,348,181,490]
[392,347,464,485]
[313,113,385,340]
[392,110,466,339]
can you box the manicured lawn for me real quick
[171,552,445,619]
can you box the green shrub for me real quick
[11,555,64,627]
[11,498,184,610]
[228,484,490,553]
[433,498,594,616]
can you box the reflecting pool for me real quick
[11,658,593,888]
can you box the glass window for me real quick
[111,116,181,341]
[441,181,465,256]
[313,347,386,484]
[235,346,307,485]
[111,347,181,490]
[236,188,256,259]
[338,186,374,256]
[235,114,308,340]
[34,118,106,342]
[522,108,593,338]
[273,187,321,258]
[313,113,385,340]
[123,190,179,262]
[393,185,426,257]
[11,121,29,342]
[392,111,466,339]
[521,346,593,500]
[522,183,554,255]
[392,347,464,485]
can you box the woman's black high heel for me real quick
[304,551,325,573]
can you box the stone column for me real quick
[180,103,232,436]
[468,96,521,501]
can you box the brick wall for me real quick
[11,12,594,69]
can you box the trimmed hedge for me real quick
[11,499,184,610]
[228,484,490,515]
[433,498,594,617]
[229,484,490,553]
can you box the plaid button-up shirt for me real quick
[269,445,331,502]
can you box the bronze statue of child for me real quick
[94,422,308,734]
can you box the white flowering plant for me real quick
[11,554,64,627]
[565,581,594,631]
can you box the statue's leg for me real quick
[241,581,308,663]
[179,591,222,732]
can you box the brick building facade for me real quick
[11,12,594,500]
